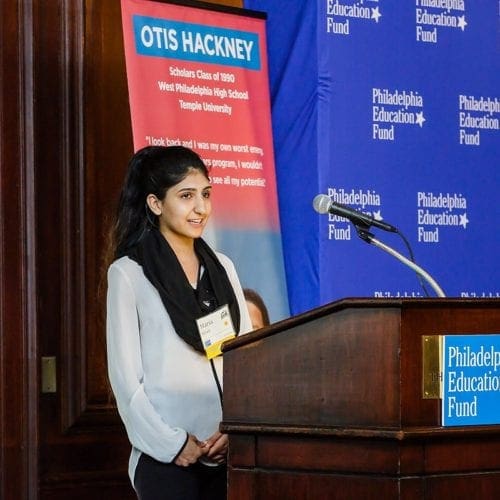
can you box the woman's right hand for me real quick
[174,434,208,467]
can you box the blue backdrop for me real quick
[246,0,500,315]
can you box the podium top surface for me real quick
[223,297,500,353]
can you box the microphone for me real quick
[312,194,398,233]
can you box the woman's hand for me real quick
[203,431,228,464]
[174,434,208,467]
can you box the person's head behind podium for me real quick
[243,288,270,330]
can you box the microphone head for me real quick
[312,194,332,214]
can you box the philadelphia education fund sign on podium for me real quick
[442,334,500,427]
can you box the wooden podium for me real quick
[221,298,500,499]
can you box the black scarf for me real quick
[126,228,240,353]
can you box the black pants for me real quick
[134,453,227,500]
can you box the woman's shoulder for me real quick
[214,251,235,272]
[108,256,143,281]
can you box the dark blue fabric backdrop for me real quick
[245,0,320,314]
[246,0,500,315]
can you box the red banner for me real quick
[121,0,289,320]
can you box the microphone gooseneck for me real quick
[312,193,446,297]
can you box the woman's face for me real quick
[149,169,212,245]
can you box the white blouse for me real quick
[106,253,252,484]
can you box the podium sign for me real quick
[442,334,500,427]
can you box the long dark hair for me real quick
[108,145,209,261]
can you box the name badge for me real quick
[196,304,235,359]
